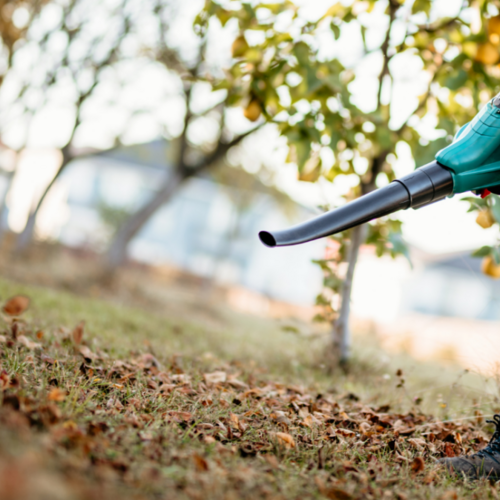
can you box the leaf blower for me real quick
[258,94,500,248]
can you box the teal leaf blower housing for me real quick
[259,94,500,248]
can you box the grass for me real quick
[0,274,500,499]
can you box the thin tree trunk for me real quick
[332,223,366,366]
[16,168,63,251]
[0,171,16,242]
[105,171,185,270]
[16,149,73,252]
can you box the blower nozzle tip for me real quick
[258,231,276,247]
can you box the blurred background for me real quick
[2,0,500,374]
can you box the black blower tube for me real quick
[258,161,453,248]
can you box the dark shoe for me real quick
[439,414,500,480]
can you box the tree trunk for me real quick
[15,172,60,252]
[15,150,72,252]
[105,171,185,270]
[332,223,366,366]
[0,171,16,242]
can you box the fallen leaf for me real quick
[262,454,278,469]
[48,388,66,402]
[193,453,209,471]
[170,374,191,383]
[3,295,30,316]
[167,411,192,422]
[410,456,425,473]
[444,442,455,457]
[440,491,458,500]
[275,432,295,449]
[408,438,426,450]
[359,421,372,434]
[204,371,226,385]
[336,428,356,437]
[72,321,85,345]
[302,414,314,428]
[17,335,41,350]
[139,431,153,441]
[324,487,353,500]
[78,345,98,361]
[227,377,248,389]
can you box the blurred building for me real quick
[57,140,324,305]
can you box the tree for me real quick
[0,0,50,235]
[9,0,135,251]
[104,0,265,270]
[194,0,500,364]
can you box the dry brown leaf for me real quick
[17,335,41,350]
[275,432,295,449]
[444,442,455,457]
[408,438,426,450]
[410,456,425,473]
[227,377,248,389]
[264,454,280,469]
[302,414,314,428]
[359,421,371,434]
[78,345,98,360]
[0,335,6,343]
[170,374,191,383]
[271,410,291,425]
[193,454,209,472]
[3,295,30,316]
[204,371,226,385]
[336,428,356,437]
[229,413,239,427]
[440,491,458,500]
[167,411,192,422]
[48,388,66,402]
[323,487,353,500]
[72,321,85,345]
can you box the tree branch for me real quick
[376,0,399,110]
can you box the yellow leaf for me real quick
[275,432,295,449]
[482,255,500,278]
[476,209,495,228]
[232,35,249,58]
[489,16,500,36]
[322,3,344,19]
[243,99,261,122]
[475,42,499,65]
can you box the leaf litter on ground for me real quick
[0,294,498,500]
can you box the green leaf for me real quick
[412,0,431,15]
[472,246,493,257]
[330,21,340,40]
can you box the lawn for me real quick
[0,275,499,500]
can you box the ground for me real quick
[0,247,500,499]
